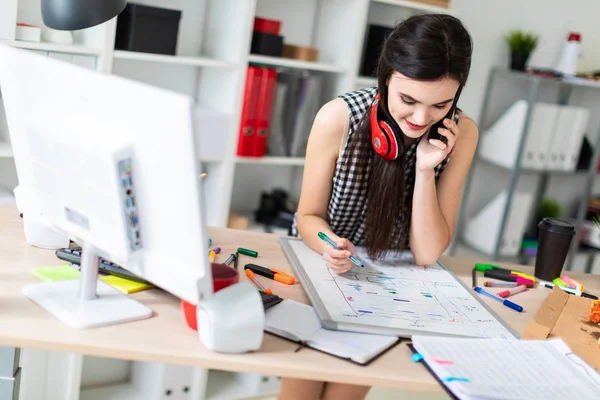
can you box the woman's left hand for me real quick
[416,118,459,172]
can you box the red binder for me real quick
[253,68,278,157]
[237,66,262,156]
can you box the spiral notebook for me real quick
[410,336,600,400]
[264,299,400,365]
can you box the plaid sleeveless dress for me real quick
[290,87,453,249]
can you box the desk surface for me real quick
[1,203,599,391]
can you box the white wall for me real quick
[452,0,600,123]
[450,0,600,271]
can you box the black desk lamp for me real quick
[42,0,127,30]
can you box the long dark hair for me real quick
[347,14,473,260]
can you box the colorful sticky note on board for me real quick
[31,265,154,294]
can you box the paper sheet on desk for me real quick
[411,336,600,400]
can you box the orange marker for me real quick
[244,264,295,285]
[245,269,272,295]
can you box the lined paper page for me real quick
[411,336,600,400]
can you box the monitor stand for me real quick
[23,242,153,328]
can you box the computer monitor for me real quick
[0,45,264,353]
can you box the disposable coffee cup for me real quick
[534,218,575,281]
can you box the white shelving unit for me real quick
[80,384,141,400]
[0,0,456,399]
[113,49,236,68]
[0,140,12,157]
[247,54,346,73]
[236,156,306,166]
[0,38,102,55]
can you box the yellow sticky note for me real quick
[32,265,154,295]
[100,275,154,295]
[32,265,80,282]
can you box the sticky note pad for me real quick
[31,265,154,295]
[32,265,80,282]
[100,275,154,295]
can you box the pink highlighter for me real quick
[497,284,527,298]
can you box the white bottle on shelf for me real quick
[554,32,581,77]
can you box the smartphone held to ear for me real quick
[428,86,463,145]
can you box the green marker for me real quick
[238,247,258,257]
[474,263,498,273]
[317,232,364,267]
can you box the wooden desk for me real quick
[1,203,599,392]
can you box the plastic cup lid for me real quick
[538,218,575,235]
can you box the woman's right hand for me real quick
[322,238,357,274]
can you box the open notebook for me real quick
[265,299,399,365]
[410,336,600,400]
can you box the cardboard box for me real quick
[15,23,41,43]
[406,0,450,8]
[283,44,319,62]
[228,213,249,230]
[522,287,600,371]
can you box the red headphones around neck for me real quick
[370,94,401,160]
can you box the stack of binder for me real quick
[479,100,590,171]
[236,67,323,158]
[237,66,278,157]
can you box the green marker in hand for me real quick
[317,232,364,267]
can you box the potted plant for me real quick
[505,30,540,71]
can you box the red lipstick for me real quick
[405,120,428,131]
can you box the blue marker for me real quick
[474,286,523,312]
[318,232,364,267]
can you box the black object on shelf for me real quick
[115,3,182,56]
[42,0,126,31]
[360,24,393,77]
[575,135,593,171]
[250,32,284,57]
[255,189,295,233]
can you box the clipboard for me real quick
[279,237,519,340]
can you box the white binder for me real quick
[462,190,534,257]
[547,106,589,171]
[480,100,589,172]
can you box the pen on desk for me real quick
[244,263,296,285]
[245,269,272,294]
[234,251,239,270]
[223,253,236,267]
[238,247,258,257]
[471,268,476,288]
[497,284,527,298]
[474,286,523,312]
[484,281,519,288]
[474,263,532,280]
[317,232,364,267]
[209,250,216,263]
[483,270,534,286]
[538,281,598,299]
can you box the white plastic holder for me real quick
[22,242,153,329]
[14,185,70,250]
[196,281,265,353]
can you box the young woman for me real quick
[278,13,478,400]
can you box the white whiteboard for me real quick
[280,238,519,340]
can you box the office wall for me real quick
[452,0,600,124]
[450,0,600,271]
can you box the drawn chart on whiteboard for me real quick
[280,238,518,340]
